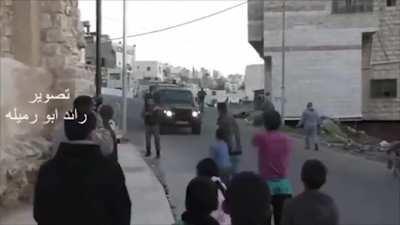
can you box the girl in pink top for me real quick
[252,110,293,225]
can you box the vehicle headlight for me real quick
[163,110,173,117]
[192,111,200,118]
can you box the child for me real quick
[210,128,232,184]
[197,158,231,225]
[223,172,271,225]
[252,110,293,225]
[281,159,339,225]
[176,177,219,225]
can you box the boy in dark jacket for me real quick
[281,159,339,225]
[34,111,131,225]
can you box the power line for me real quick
[110,0,247,40]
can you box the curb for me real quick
[0,142,175,225]
[118,143,176,225]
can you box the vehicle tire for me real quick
[191,124,202,135]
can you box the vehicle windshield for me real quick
[155,89,193,104]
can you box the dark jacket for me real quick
[197,90,207,102]
[281,190,339,225]
[34,142,131,225]
[143,94,161,126]
[217,113,242,155]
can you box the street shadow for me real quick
[161,127,193,136]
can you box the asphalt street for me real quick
[104,95,400,225]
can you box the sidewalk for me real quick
[0,143,175,225]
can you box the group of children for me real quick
[178,109,338,225]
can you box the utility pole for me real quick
[281,0,286,125]
[95,0,102,96]
[121,0,128,134]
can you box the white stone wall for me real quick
[244,64,264,101]
[270,50,362,119]
[262,0,378,119]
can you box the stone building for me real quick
[248,0,381,119]
[0,0,94,206]
[362,0,400,120]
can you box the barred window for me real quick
[332,0,373,13]
[387,0,397,7]
[370,79,398,98]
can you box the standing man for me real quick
[297,102,321,151]
[143,90,161,158]
[217,102,242,175]
[197,88,207,113]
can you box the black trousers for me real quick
[270,194,292,225]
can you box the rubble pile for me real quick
[0,137,51,207]
[235,108,389,154]
[320,118,381,152]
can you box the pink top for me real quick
[253,131,292,180]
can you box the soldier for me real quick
[142,91,161,158]
[197,88,207,113]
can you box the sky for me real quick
[78,0,263,75]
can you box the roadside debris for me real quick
[234,109,396,160]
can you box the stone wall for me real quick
[363,0,400,120]
[0,0,95,207]
[0,0,13,57]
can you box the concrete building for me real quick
[248,0,380,119]
[362,0,400,120]
[133,61,164,81]
[244,65,264,101]
[83,26,136,89]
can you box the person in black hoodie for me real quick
[34,111,131,225]
[223,172,271,225]
[178,177,220,225]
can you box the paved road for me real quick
[105,96,400,225]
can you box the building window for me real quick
[370,79,397,98]
[332,0,373,13]
[147,66,151,71]
[110,73,121,80]
[387,0,397,6]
